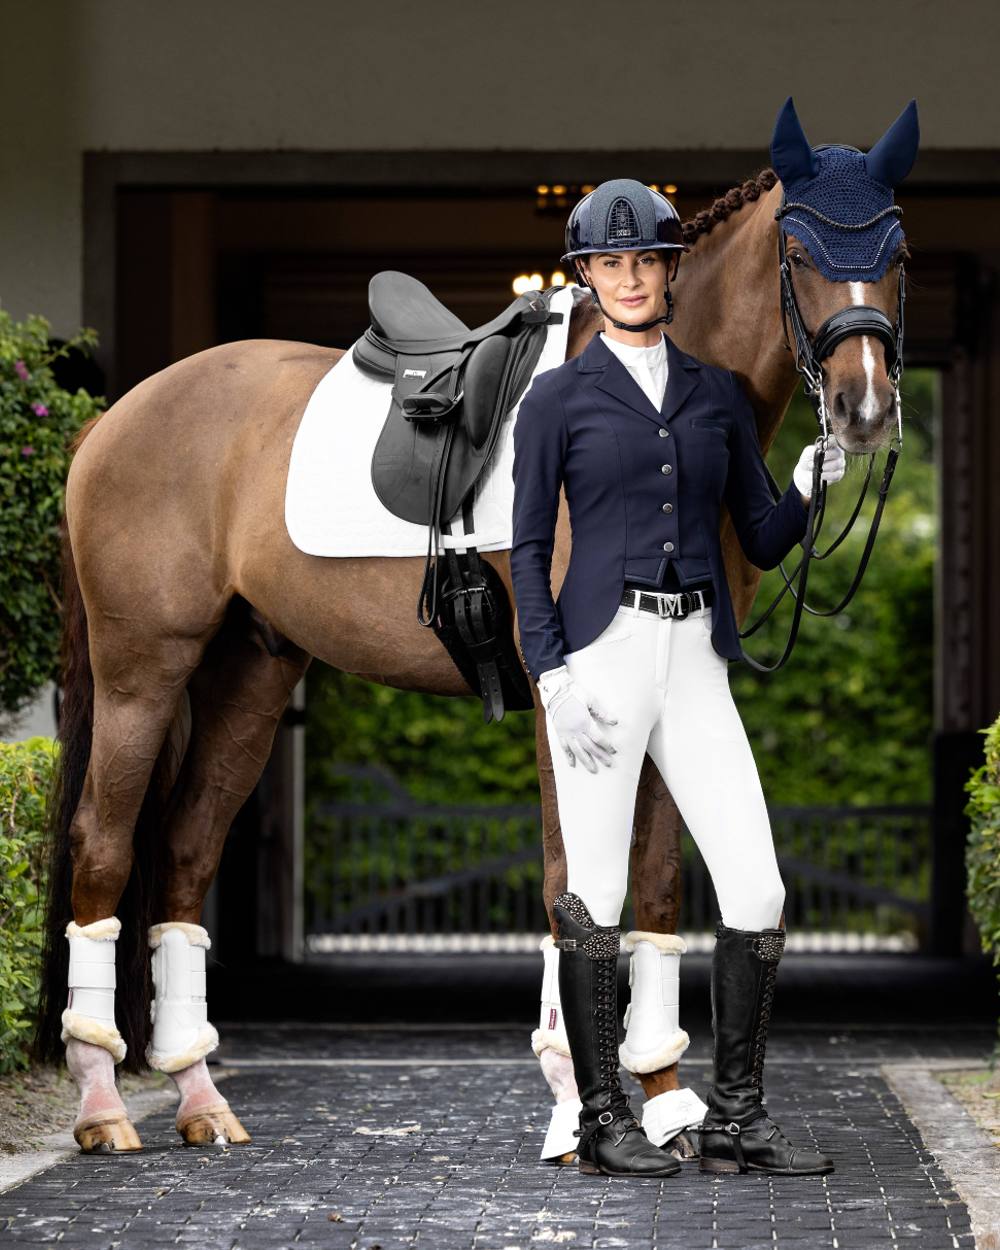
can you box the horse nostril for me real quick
[831,390,850,422]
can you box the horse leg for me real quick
[66,636,206,1153]
[624,760,705,1158]
[152,621,309,1146]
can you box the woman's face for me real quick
[579,250,668,326]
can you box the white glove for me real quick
[536,665,618,774]
[793,441,846,500]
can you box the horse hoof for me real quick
[74,1115,143,1153]
[665,1130,700,1161]
[178,1104,251,1146]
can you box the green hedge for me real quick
[966,713,1000,1034]
[0,737,55,1072]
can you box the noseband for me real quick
[737,194,907,672]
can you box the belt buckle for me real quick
[658,593,681,619]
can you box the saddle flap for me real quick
[392,352,462,419]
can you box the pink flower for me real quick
[31,402,49,417]
[21,445,36,457]
[14,360,29,381]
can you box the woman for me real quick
[510,179,845,1179]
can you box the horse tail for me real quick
[35,504,95,1062]
[35,415,166,1071]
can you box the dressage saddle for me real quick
[353,271,562,721]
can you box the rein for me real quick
[736,197,907,672]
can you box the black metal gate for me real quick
[304,764,930,951]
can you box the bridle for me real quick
[737,194,907,672]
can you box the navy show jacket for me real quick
[510,331,810,680]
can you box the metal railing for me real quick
[304,764,930,951]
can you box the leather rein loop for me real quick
[736,196,906,672]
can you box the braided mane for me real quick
[681,168,778,247]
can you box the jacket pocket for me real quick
[691,418,729,438]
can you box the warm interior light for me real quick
[648,183,659,192]
[529,273,544,289]
[581,184,595,194]
[551,271,567,286]
[664,183,678,194]
[512,274,533,295]
[551,185,566,195]
[536,184,549,195]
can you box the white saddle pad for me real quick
[284,283,578,556]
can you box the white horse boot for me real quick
[531,934,582,1162]
[61,915,141,1152]
[147,921,249,1145]
[619,931,708,1150]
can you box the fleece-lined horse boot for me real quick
[554,893,680,1178]
[699,923,833,1176]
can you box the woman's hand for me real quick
[793,441,847,504]
[537,666,618,773]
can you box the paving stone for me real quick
[0,1024,984,1249]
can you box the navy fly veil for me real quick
[769,97,920,282]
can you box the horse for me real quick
[35,141,908,1152]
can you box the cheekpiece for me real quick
[770,97,919,283]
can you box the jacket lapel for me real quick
[661,333,700,424]
[579,331,701,428]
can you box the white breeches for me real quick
[545,599,785,931]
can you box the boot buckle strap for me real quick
[598,1110,615,1125]
[554,938,577,950]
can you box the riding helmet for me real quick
[561,179,688,262]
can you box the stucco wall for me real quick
[1,0,997,333]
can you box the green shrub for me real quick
[0,737,55,1072]
[966,713,1000,1034]
[0,309,104,714]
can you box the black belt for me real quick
[620,584,714,618]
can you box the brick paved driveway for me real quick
[0,1025,983,1249]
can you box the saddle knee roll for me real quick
[619,931,691,1074]
[146,922,219,1073]
[531,934,571,1058]
[61,916,128,1063]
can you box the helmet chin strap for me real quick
[576,263,675,333]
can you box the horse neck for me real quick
[671,184,799,438]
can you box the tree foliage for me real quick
[0,310,104,714]
[965,714,1000,1032]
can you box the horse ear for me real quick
[770,96,818,184]
[866,100,920,187]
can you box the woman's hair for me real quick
[681,168,778,247]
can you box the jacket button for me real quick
[662,502,673,514]
[661,464,673,475]
[658,428,670,437]
[663,541,674,552]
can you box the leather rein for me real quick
[737,197,907,672]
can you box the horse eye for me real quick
[790,252,806,269]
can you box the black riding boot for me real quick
[698,923,834,1176]
[554,893,680,1178]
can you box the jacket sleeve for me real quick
[510,373,569,681]
[723,370,810,571]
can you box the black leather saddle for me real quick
[352,271,563,721]
[354,271,560,610]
